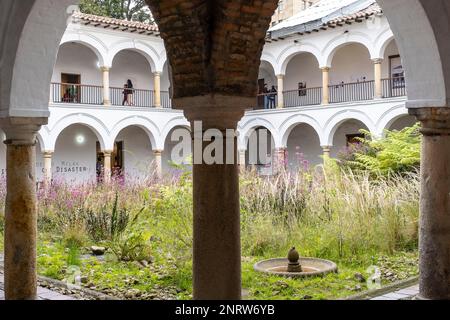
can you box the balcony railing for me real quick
[254,93,278,110]
[381,77,406,98]
[110,87,155,107]
[329,80,375,104]
[161,91,172,109]
[284,87,322,107]
[51,83,103,105]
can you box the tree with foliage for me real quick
[79,0,153,23]
[337,124,421,176]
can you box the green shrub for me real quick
[338,124,421,176]
[85,192,130,242]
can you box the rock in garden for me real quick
[354,272,366,283]
[90,246,106,256]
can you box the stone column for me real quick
[103,151,112,183]
[276,74,285,109]
[174,95,250,300]
[101,67,111,106]
[238,149,246,172]
[154,72,162,108]
[43,151,53,187]
[321,67,330,105]
[0,117,46,300]
[373,59,383,99]
[409,107,450,300]
[153,149,163,180]
[322,146,331,158]
[273,148,287,174]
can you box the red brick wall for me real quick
[146,0,278,98]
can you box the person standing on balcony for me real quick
[269,85,277,109]
[122,83,129,106]
[127,79,134,106]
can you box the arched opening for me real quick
[53,124,102,184]
[381,39,406,98]
[256,61,277,109]
[51,42,103,105]
[284,52,322,107]
[110,49,154,107]
[286,123,322,170]
[246,126,275,175]
[163,126,192,175]
[387,115,418,131]
[113,126,155,181]
[329,43,373,103]
[160,61,172,108]
[331,119,370,158]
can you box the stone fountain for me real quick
[254,247,337,278]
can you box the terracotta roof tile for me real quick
[72,11,159,34]
[325,3,382,26]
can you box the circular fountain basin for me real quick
[254,257,338,278]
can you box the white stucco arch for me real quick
[109,116,160,151]
[238,118,282,150]
[278,43,323,75]
[60,32,108,67]
[373,27,395,60]
[323,110,377,146]
[107,39,160,72]
[0,0,78,118]
[279,114,325,147]
[160,116,191,150]
[377,0,448,108]
[260,52,279,75]
[322,32,376,68]
[48,113,109,151]
[376,104,410,136]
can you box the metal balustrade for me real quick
[284,87,322,107]
[51,78,406,111]
[161,91,172,109]
[329,80,375,104]
[110,87,155,107]
[51,83,103,105]
[381,77,406,98]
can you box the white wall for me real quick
[52,43,102,85]
[110,50,153,90]
[53,124,98,184]
[382,40,401,79]
[330,44,373,84]
[285,53,321,91]
[115,126,154,180]
[287,123,322,169]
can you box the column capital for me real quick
[276,74,285,79]
[102,150,114,156]
[320,66,331,72]
[43,151,54,158]
[100,66,110,72]
[0,117,47,146]
[409,107,450,135]
[372,58,384,64]
[321,145,332,152]
[173,95,252,129]
[153,71,162,76]
[153,149,163,155]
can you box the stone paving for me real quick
[0,271,77,300]
[370,284,419,300]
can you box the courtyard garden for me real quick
[0,125,421,300]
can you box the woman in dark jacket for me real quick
[127,79,134,106]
